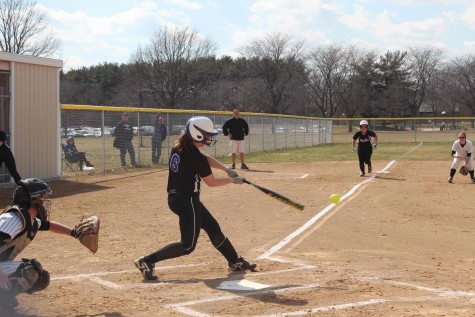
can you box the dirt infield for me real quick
[1,160,474,316]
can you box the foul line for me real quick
[258,142,423,260]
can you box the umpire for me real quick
[0,131,21,185]
[222,109,249,169]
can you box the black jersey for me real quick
[167,146,212,194]
[353,130,376,149]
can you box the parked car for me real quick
[274,127,288,133]
[170,124,186,135]
[75,129,96,137]
[291,127,307,133]
[214,125,223,134]
[139,126,154,136]
[62,128,83,137]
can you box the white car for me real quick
[291,127,307,133]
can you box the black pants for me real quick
[144,193,238,264]
[357,146,373,173]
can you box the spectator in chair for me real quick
[63,136,94,168]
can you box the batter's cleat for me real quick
[368,165,372,173]
[360,172,365,177]
[471,177,475,184]
[241,164,249,170]
[448,176,453,183]
[228,257,257,272]
[134,257,158,280]
[231,164,236,169]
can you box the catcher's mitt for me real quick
[73,215,100,254]
[459,165,469,176]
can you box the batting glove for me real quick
[374,143,378,150]
[226,168,239,178]
[352,147,356,153]
[232,176,245,184]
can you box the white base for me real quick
[217,279,271,291]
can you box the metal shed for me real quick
[0,52,63,185]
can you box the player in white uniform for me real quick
[448,132,475,183]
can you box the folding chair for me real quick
[61,144,84,171]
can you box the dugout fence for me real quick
[60,105,332,173]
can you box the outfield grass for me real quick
[217,142,452,164]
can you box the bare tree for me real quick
[130,26,217,109]
[406,46,444,117]
[0,0,59,56]
[240,32,304,114]
[303,45,357,118]
[443,55,475,127]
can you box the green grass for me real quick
[217,142,452,164]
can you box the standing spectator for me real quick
[134,116,256,281]
[352,120,378,177]
[63,136,94,169]
[0,131,21,185]
[447,132,475,183]
[151,115,167,165]
[222,109,249,169]
[113,113,138,168]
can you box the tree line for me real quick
[60,28,475,120]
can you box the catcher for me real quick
[0,178,100,312]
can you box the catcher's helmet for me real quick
[185,116,218,146]
[359,120,369,127]
[13,179,52,221]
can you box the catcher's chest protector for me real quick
[0,207,38,261]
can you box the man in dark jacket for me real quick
[0,131,21,184]
[151,115,167,165]
[222,109,249,169]
[113,113,138,168]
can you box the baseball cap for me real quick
[122,112,129,117]
[0,130,6,142]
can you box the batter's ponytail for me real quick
[173,132,194,154]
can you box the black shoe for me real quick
[231,164,236,169]
[448,176,453,183]
[134,257,158,280]
[241,164,249,170]
[86,161,94,167]
[360,172,365,177]
[368,165,372,173]
[228,257,257,272]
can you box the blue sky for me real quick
[36,0,475,71]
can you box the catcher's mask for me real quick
[13,179,52,222]
[185,116,218,146]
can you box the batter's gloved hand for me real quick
[374,143,378,150]
[71,215,100,254]
[232,176,245,184]
[226,168,239,178]
[352,147,356,153]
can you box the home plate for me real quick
[217,279,271,291]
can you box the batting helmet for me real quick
[185,116,218,146]
[359,120,369,127]
[13,179,52,221]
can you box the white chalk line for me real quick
[256,167,382,260]
[359,277,475,298]
[257,142,423,261]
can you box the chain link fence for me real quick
[60,105,333,173]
